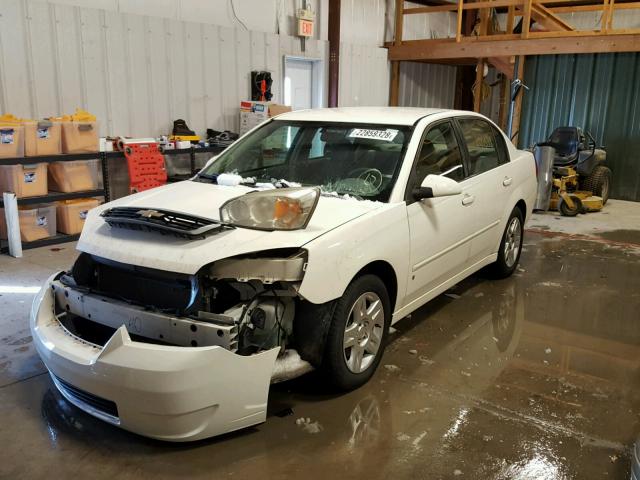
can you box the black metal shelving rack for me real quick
[0,145,226,254]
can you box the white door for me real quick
[455,117,512,263]
[284,59,313,110]
[404,120,475,309]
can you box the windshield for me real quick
[198,120,413,202]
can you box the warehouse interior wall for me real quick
[0,0,333,137]
[0,0,461,137]
[519,53,640,202]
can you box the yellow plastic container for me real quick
[0,163,48,198]
[53,109,99,154]
[48,159,100,192]
[24,120,62,156]
[0,204,56,241]
[0,125,24,158]
[56,198,101,234]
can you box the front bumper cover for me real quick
[30,273,279,442]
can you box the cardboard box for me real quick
[56,198,101,234]
[239,101,292,136]
[48,159,100,192]
[24,121,62,156]
[0,125,24,158]
[0,204,56,241]
[61,121,99,153]
[0,163,48,198]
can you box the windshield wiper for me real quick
[196,172,218,183]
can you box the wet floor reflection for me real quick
[26,233,640,479]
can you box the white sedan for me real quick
[31,107,537,441]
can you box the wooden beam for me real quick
[522,0,533,37]
[601,0,611,32]
[550,1,640,13]
[488,55,515,77]
[473,58,485,111]
[387,33,640,60]
[606,0,616,30]
[390,61,401,106]
[456,0,464,41]
[498,74,509,130]
[328,0,341,108]
[512,55,525,145]
[506,4,516,33]
[530,3,575,30]
[395,0,404,45]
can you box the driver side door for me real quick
[404,120,477,309]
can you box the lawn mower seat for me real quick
[547,127,581,166]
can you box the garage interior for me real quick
[0,0,639,478]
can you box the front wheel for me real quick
[487,207,524,279]
[322,275,391,391]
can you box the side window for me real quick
[492,126,509,165]
[414,121,464,185]
[458,118,501,176]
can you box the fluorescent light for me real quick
[0,286,41,294]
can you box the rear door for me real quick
[404,120,476,308]
[454,117,513,263]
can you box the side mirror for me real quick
[412,174,462,201]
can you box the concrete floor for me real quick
[1,200,639,479]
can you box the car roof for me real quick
[274,107,449,126]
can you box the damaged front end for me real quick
[61,249,318,375]
[31,248,332,441]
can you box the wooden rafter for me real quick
[530,3,575,30]
[388,33,640,61]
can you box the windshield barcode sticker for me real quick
[348,128,399,142]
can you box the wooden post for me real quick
[395,0,404,45]
[511,55,525,145]
[390,0,403,106]
[456,0,464,41]
[506,4,515,33]
[522,0,533,38]
[473,58,485,112]
[390,61,401,106]
[601,0,611,32]
[328,0,341,107]
[498,74,509,130]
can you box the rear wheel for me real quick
[582,165,612,205]
[487,207,524,279]
[322,275,390,391]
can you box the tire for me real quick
[322,274,391,391]
[558,195,582,217]
[582,165,612,205]
[487,207,524,279]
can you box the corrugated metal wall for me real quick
[520,53,640,201]
[339,43,390,107]
[398,62,456,109]
[0,0,328,137]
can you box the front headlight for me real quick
[220,187,320,230]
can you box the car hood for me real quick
[78,180,384,274]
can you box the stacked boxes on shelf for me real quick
[0,110,102,243]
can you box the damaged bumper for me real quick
[30,273,280,442]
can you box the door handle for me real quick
[503,176,513,187]
[462,194,475,206]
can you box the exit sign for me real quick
[298,19,314,37]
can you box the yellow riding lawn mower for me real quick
[540,127,612,217]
